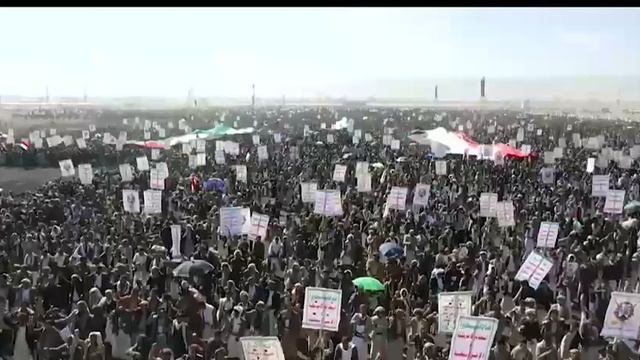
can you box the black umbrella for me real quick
[173,260,215,278]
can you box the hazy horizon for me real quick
[0,8,639,101]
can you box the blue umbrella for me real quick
[204,178,225,193]
[379,242,404,263]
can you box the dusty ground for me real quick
[0,166,60,193]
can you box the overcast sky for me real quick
[0,7,638,100]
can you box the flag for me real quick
[17,141,29,151]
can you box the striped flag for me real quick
[17,140,29,151]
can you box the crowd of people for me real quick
[0,106,639,360]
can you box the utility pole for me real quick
[480,77,486,99]
[434,85,438,101]
[251,84,256,113]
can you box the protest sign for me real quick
[313,190,343,216]
[544,151,555,164]
[78,164,93,185]
[516,128,524,142]
[592,174,610,197]
[386,187,408,211]
[214,150,226,165]
[219,207,251,236]
[586,158,595,173]
[143,190,163,214]
[59,159,75,177]
[357,172,371,192]
[600,292,640,339]
[300,182,317,203]
[170,225,181,258]
[496,201,515,227]
[391,139,400,150]
[413,184,431,207]
[156,162,169,179]
[122,190,140,213]
[604,190,625,214]
[333,164,347,182]
[553,146,563,159]
[182,143,192,154]
[248,213,270,241]
[514,252,554,290]
[196,139,206,153]
[540,167,554,184]
[196,153,206,166]
[252,135,260,145]
[232,165,247,182]
[438,291,473,334]
[479,192,498,218]
[302,287,342,332]
[224,141,240,155]
[273,133,281,144]
[151,148,160,160]
[327,134,334,144]
[258,146,269,161]
[435,160,447,175]
[536,222,560,248]
[119,164,133,182]
[136,156,150,171]
[448,316,498,360]
[240,337,285,360]
[150,168,165,190]
[352,136,360,144]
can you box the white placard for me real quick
[333,164,347,182]
[536,129,543,136]
[357,172,372,192]
[587,158,595,173]
[214,150,226,165]
[435,160,447,175]
[592,174,610,197]
[536,222,560,248]
[119,164,133,182]
[382,135,392,146]
[240,337,285,360]
[413,184,431,207]
[49,128,56,135]
[527,124,535,132]
[156,162,169,179]
[558,137,566,148]
[144,131,151,140]
[302,287,342,332]
[487,125,495,134]
[620,156,632,169]
[170,225,182,258]
[544,151,555,164]
[479,192,498,218]
[248,213,270,241]
[516,128,524,142]
[46,136,62,147]
[122,190,140,213]
[520,144,531,154]
[224,141,240,155]
[386,187,408,211]
[89,124,96,132]
[58,159,75,177]
[353,129,362,138]
[600,292,640,339]
[82,130,90,140]
[196,139,206,153]
[630,145,640,159]
[61,135,73,147]
[365,133,373,142]
[77,163,93,185]
[572,133,581,145]
[300,182,318,203]
[143,190,163,214]
[188,155,198,169]
[540,167,555,184]
[313,190,343,216]
[355,162,369,179]
[327,134,334,144]
[136,156,150,171]
[232,165,248,183]
[33,137,43,149]
[448,316,498,360]
[514,252,554,290]
[289,146,299,160]
[151,148,160,160]
[196,153,206,166]
[158,128,166,138]
[150,168,165,190]
[496,201,515,227]
[219,207,251,236]
[604,190,625,214]
[391,139,400,150]
[182,143,192,155]
[438,291,473,334]
[352,135,360,145]
[252,135,260,145]
[273,133,281,144]
[257,145,269,161]
[553,147,563,159]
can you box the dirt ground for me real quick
[0,166,60,193]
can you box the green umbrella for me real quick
[352,277,385,292]
[624,201,640,214]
